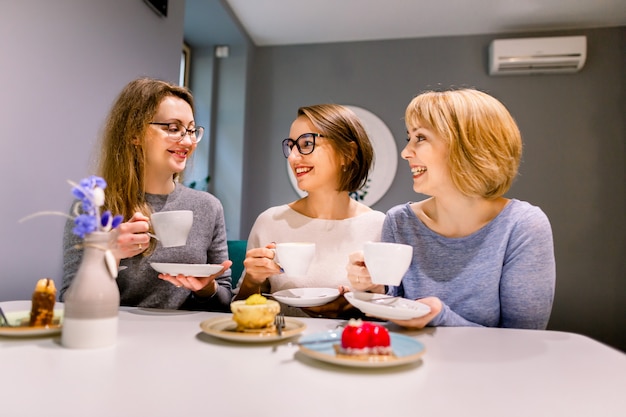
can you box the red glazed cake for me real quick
[338,319,392,356]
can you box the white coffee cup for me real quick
[275,242,316,276]
[363,242,413,286]
[150,210,193,248]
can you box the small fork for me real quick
[274,313,285,336]
[0,307,15,327]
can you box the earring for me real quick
[342,165,348,172]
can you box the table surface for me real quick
[1,300,625,417]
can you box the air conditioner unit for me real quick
[488,35,586,76]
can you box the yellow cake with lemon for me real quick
[230,294,280,331]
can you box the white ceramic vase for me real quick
[61,231,120,349]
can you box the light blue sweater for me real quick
[384,199,555,329]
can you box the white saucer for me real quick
[271,288,340,308]
[0,310,63,337]
[344,292,431,320]
[150,263,223,277]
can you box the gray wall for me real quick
[209,44,248,239]
[241,27,626,351]
[0,1,185,299]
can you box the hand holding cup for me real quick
[363,242,413,286]
[150,210,193,247]
[275,242,316,276]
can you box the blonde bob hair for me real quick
[405,88,522,199]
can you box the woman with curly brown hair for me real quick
[61,77,232,311]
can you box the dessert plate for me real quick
[271,287,340,307]
[150,263,223,277]
[199,316,306,342]
[298,331,425,368]
[344,292,431,321]
[0,310,63,337]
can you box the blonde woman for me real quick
[61,78,232,310]
[235,104,385,318]
[348,89,555,329]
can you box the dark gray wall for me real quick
[183,0,251,240]
[241,27,626,351]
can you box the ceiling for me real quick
[185,0,626,47]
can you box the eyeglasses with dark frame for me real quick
[149,122,205,144]
[282,133,324,158]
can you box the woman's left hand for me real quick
[387,296,442,329]
[300,286,354,319]
[159,260,233,296]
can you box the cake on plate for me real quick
[335,319,393,358]
[230,294,280,332]
[29,278,56,327]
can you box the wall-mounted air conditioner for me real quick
[488,35,586,76]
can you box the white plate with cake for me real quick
[344,292,431,320]
[0,308,64,337]
[150,263,223,277]
[0,279,62,337]
[271,287,340,307]
[297,320,425,368]
[199,316,306,342]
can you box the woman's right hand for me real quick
[242,242,282,285]
[112,212,151,261]
[346,251,385,293]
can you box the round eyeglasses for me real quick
[282,133,324,158]
[149,122,204,144]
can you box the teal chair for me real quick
[227,240,247,287]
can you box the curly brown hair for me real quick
[97,77,195,220]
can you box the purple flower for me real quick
[72,175,107,215]
[100,211,124,231]
[20,175,122,239]
[67,175,122,238]
[111,215,123,229]
[73,214,98,238]
[80,175,107,191]
[100,211,111,229]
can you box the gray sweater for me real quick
[61,183,232,311]
[384,199,556,329]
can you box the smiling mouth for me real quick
[295,167,312,175]
[411,167,426,176]
[170,150,188,158]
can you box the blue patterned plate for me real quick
[298,330,425,368]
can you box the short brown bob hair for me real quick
[297,104,374,193]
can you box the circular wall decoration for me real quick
[287,105,397,207]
